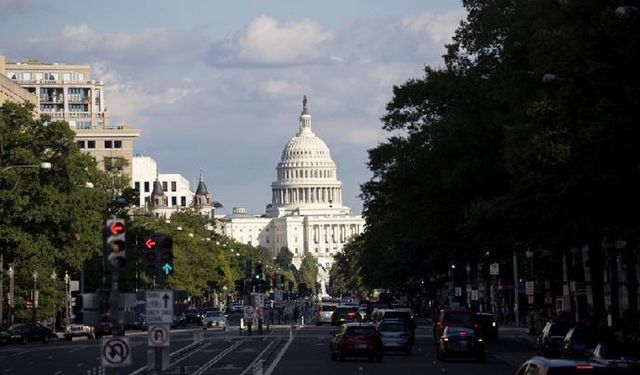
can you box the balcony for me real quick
[68,111,91,118]
[67,95,90,103]
[39,96,64,103]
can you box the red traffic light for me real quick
[109,222,126,235]
[144,237,156,250]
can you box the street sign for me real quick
[243,305,256,321]
[145,290,174,324]
[148,325,170,347]
[525,281,534,296]
[454,287,462,297]
[490,263,499,275]
[471,290,479,301]
[101,337,131,367]
[527,295,534,304]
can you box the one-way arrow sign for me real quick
[162,294,170,308]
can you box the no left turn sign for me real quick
[148,324,170,347]
[101,337,131,367]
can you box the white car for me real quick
[202,311,227,330]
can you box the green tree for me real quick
[329,236,365,296]
[0,102,111,321]
[274,247,293,270]
[298,254,318,292]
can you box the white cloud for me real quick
[208,15,335,66]
[401,10,466,47]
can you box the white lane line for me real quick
[68,346,87,353]
[265,338,294,375]
[76,363,84,367]
[192,340,243,375]
[53,371,62,375]
[47,355,54,359]
[238,341,275,375]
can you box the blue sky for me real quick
[1,0,466,214]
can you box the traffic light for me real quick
[159,236,174,276]
[254,262,263,281]
[142,234,174,277]
[143,235,158,277]
[105,218,126,269]
[244,260,252,280]
[234,278,245,294]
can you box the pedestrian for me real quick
[293,305,300,326]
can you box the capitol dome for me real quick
[267,96,346,217]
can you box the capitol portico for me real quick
[219,96,365,295]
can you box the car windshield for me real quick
[8,324,26,332]
[383,311,409,320]
[346,327,377,336]
[321,305,337,311]
[549,323,572,336]
[476,314,494,323]
[444,311,472,322]
[206,312,223,317]
[379,323,406,332]
[186,309,198,314]
[335,307,357,314]
[446,327,475,336]
[599,343,640,359]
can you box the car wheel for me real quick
[439,350,446,361]
[42,335,49,344]
[330,351,337,361]
[376,354,383,362]
[406,347,412,356]
[21,336,28,345]
[338,350,345,361]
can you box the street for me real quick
[0,321,538,375]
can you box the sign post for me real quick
[101,337,131,368]
[146,290,173,374]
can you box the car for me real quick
[539,321,574,358]
[561,325,599,359]
[231,303,244,314]
[184,308,202,324]
[94,321,113,339]
[331,306,362,326]
[315,303,338,326]
[64,324,93,340]
[131,313,148,331]
[591,341,640,371]
[171,313,187,328]
[330,323,383,362]
[1,322,54,344]
[516,356,610,375]
[436,326,485,362]
[377,320,413,355]
[371,308,416,343]
[433,309,476,340]
[202,310,227,330]
[475,313,499,339]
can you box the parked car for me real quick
[1,322,54,344]
[231,303,244,313]
[538,321,574,358]
[436,326,485,362]
[561,325,599,359]
[377,320,413,355]
[433,309,476,340]
[475,313,499,339]
[591,341,640,372]
[315,303,338,326]
[330,323,383,362]
[331,306,362,326]
[202,310,227,330]
[184,308,202,324]
[515,356,610,375]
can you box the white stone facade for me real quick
[219,98,365,295]
[132,156,194,210]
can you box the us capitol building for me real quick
[218,96,365,295]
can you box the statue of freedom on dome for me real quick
[303,95,308,112]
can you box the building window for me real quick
[114,140,122,148]
[134,182,140,192]
[76,140,85,149]
[162,182,168,192]
[181,196,186,206]
[144,181,150,193]
[171,196,177,206]
[171,181,177,192]
[87,140,96,149]
[104,140,113,149]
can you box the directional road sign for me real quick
[490,263,500,275]
[145,290,174,324]
[471,289,479,301]
[243,305,256,321]
[148,325,170,347]
[101,337,131,367]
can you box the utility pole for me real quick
[8,265,15,324]
[1,253,3,326]
[513,251,519,327]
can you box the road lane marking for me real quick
[47,355,54,359]
[238,341,275,375]
[265,338,293,375]
[53,371,62,375]
[192,341,243,375]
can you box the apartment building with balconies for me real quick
[1,55,141,177]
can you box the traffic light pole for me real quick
[109,268,121,375]
[156,276,165,375]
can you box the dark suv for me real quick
[330,323,383,362]
[331,306,362,326]
[538,321,574,358]
[433,309,476,340]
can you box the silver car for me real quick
[377,320,412,355]
[315,304,338,325]
[202,311,227,330]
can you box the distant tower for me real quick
[149,173,168,217]
[194,169,213,217]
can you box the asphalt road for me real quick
[0,322,536,375]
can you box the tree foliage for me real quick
[299,254,318,292]
[358,0,640,292]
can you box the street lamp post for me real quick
[8,265,15,324]
[51,270,57,330]
[32,271,38,321]
[64,271,70,327]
